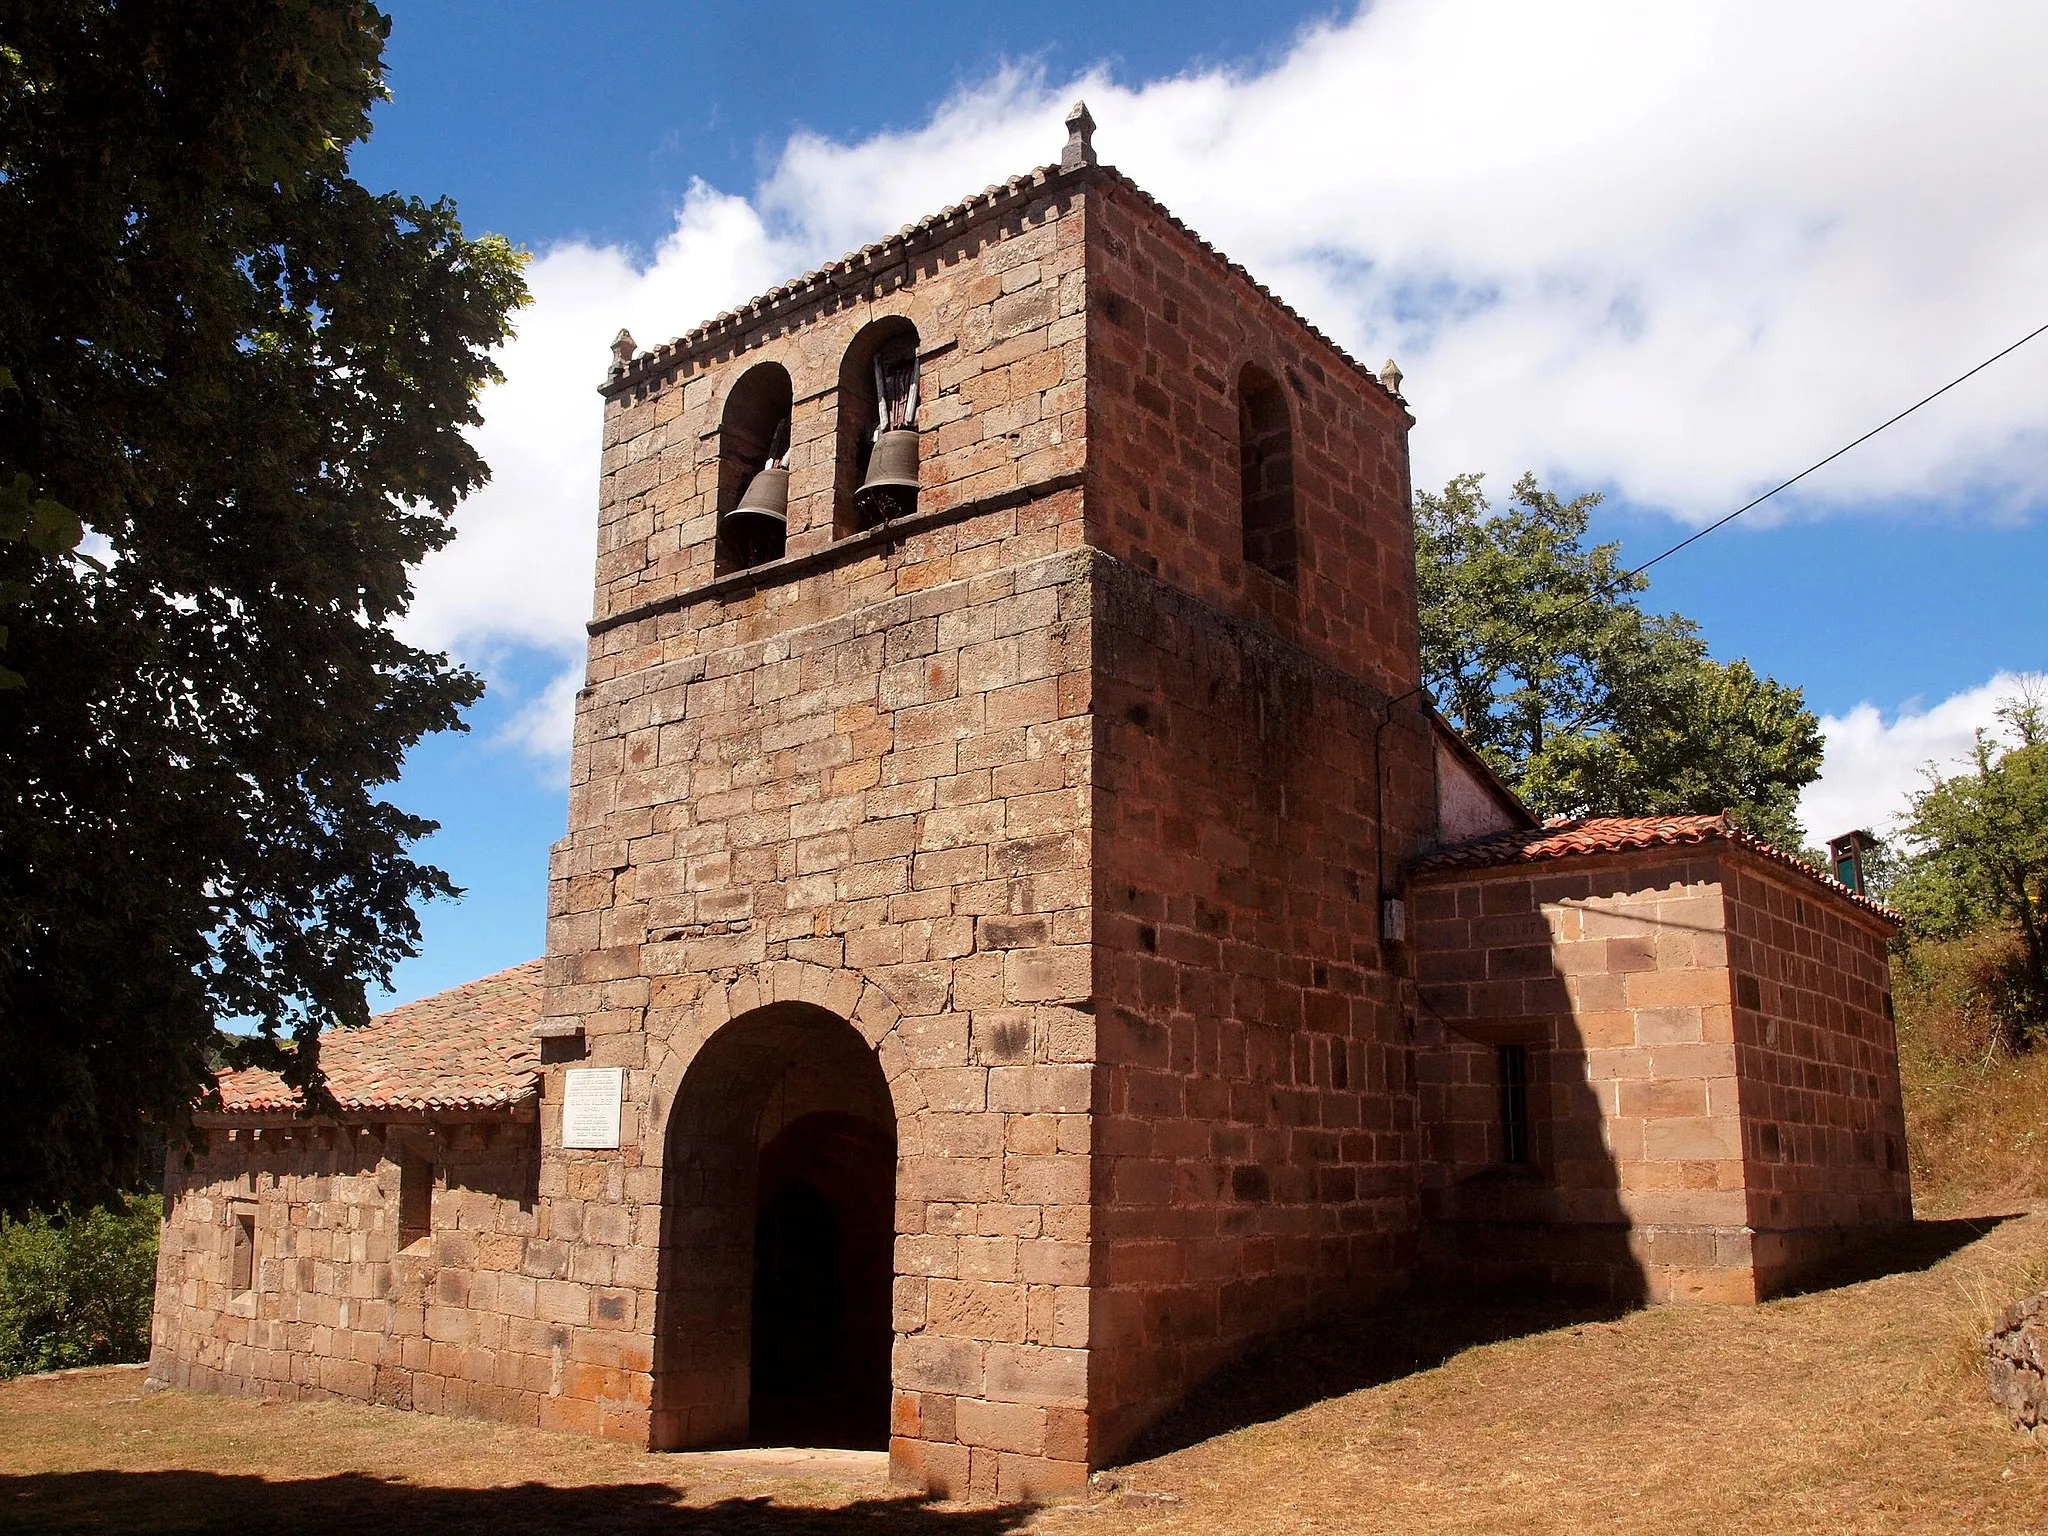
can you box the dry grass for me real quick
[5,1213,2046,1535]
[1046,1211,2048,1536]
[1901,1028,2048,1217]
[1893,929,2048,1216]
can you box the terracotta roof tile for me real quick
[214,960,543,1116]
[1410,813,1899,925]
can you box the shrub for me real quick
[0,1195,161,1377]
[1893,926,2036,1059]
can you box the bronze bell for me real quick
[721,464,788,566]
[730,463,788,527]
[854,427,919,523]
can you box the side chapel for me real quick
[148,108,1909,1500]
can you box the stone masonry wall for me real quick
[1412,848,1759,1302]
[1723,860,1910,1290]
[1412,845,1907,1303]
[1089,560,1431,1457]
[149,1116,550,1420]
[1083,174,1418,700]
[540,174,1111,1499]
[1080,176,1434,1457]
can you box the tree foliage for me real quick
[1415,472,1824,851]
[0,2,529,1212]
[0,1195,161,1376]
[1888,682,2048,1046]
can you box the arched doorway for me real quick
[651,1002,896,1451]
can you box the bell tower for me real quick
[535,112,1432,1498]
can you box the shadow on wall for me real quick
[1413,912,1647,1303]
[1414,867,1807,1304]
[0,1471,1037,1536]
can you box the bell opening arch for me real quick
[715,361,794,574]
[833,314,922,537]
[650,1000,897,1452]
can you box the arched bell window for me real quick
[717,362,794,573]
[1238,363,1296,584]
[834,317,921,537]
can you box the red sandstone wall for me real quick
[1088,566,1431,1457]
[1078,180,1436,1453]
[1083,174,1419,700]
[547,178,1111,1500]
[1412,846,1909,1302]
[149,1118,554,1422]
[1723,860,1911,1284]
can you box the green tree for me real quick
[1889,682,2048,1045]
[0,2,528,1212]
[0,1196,161,1376]
[1416,472,1823,851]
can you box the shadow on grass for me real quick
[1117,1292,1631,1466]
[0,1469,1035,1536]
[1119,1216,2025,1468]
[1781,1212,2022,1296]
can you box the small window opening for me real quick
[1498,1044,1531,1165]
[398,1151,434,1251]
[229,1208,256,1293]
[1238,363,1297,583]
[716,363,794,573]
[835,318,921,536]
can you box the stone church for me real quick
[148,108,1910,1500]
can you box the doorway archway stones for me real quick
[629,957,1093,1499]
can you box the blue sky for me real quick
[353,1,2048,1009]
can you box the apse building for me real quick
[149,110,1910,1501]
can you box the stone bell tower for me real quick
[533,107,1433,1499]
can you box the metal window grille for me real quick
[1498,1044,1531,1165]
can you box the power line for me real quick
[1488,317,2048,655]
[1372,316,2048,909]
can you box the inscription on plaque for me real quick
[561,1066,624,1150]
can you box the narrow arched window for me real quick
[716,362,794,573]
[1238,363,1296,583]
[834,317,921,537]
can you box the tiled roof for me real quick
[1410,813,1899,924]
[214,961,543,1116]
[604,162,1400,408]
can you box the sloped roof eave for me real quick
[1408,813,1899,929]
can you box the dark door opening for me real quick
[749,1110,894,1449]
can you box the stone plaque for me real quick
[561,1066,624,1150]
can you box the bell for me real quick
[731,463,788,526]
[721,464,787,567]
[854,428,920,522]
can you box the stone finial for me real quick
[609,329,638,375]
[1062,101,1098,171]
[1379,357,1405,396]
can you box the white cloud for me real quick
[410,0,2048,758]
[1799,672,2038,844]
[494,664,582,763]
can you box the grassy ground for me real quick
[1895,935,2048,1216]
[4,1209,2045,1535]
